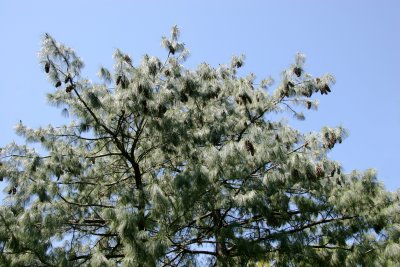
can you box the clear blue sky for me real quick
[1,1,399,190]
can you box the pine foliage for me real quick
[0,27,399,266]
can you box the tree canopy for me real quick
[0,26,399,266]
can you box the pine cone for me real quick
[44,62,50,73]
[64,75,72,84]
[116,75,122,85]
[55,81,62,88]
[180,92,188,102]
[293,67,302,77]
[120,77,129,89]
[234,61,243,68]
[65,84,75,93]
[283,81,294,97]
[328,135,336,149]
[124,55,132,65]
[244,93,252,104]
[240,93,252,105]
[141,99,148,113]
[8,187,17,195]
[158,105,167,116]
[245,140,255,156]
[316,165,325,178]
[320,84,331,95]
[302,90,312,97]
[168,44,176,55]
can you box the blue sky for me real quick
[1,1,399,191]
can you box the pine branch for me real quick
[68,253,124,261]
[57,193,115,208]
[308,244,353,251]
[72,88,115,138]
[273,215,358,238]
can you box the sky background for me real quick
[0,1,399,191]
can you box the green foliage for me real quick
[0,27,399,266]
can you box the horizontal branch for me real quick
[69,253,124,261]
[283,215,358,235]
[57,193,115,208]
[308,245,353,251]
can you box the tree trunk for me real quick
[212,210,229,266]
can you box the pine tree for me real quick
[0,26,399,266]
